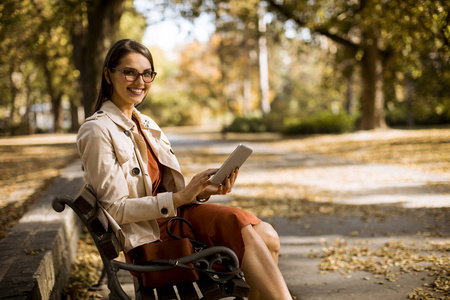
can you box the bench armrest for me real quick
[111,246,241,283]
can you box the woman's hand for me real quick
[198,167,239,199]
[173,168,218,208]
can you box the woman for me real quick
[77,39,292,299]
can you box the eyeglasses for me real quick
[109,67,157,83]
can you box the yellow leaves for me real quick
[434,276,450,293]
[274,129,450,176]
[24,248,45,255]
[408,288,434,299]
[315,239,450,299]
[64,228,103,299]
[0,136,77,239]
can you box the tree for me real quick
[266,0,449,130]
[165,0,449,130]
[1,0,82,134]
[0,1,149,135]
[258,2,270,116]
[0,1,41,134]
[32,0,79,133]
[69,0,125,118]
[152,0,273,117]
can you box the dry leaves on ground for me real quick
[310,239,450,299]
[24,128,447,299]
[270,128,450,176]
[63,229,104,299]
[0,134,78,240]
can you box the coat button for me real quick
[170,149,175,155]
[132,168,140,175]
[161,208,168,215]
[97,110,103,114]
[124,131,131,137]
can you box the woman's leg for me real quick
[241,223,292,300]
[253,222,281,264]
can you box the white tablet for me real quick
[210,144,253,185]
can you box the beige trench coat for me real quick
[77,100,191,252]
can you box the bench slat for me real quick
[156,285,178,300]
[196,279,222,300]
[228,278,250,297]
[176,282,200,300]
[99,232,120,260]
[73,184,96,214]
[88,210,108,236]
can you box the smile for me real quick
[129,88,144,95]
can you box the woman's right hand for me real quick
[173,168,218,208]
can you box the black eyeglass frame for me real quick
[109,67,157,83]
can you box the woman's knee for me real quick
[253,222,280,254]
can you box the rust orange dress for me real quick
[134,119,261,264]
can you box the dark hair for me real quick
[93,39,155,112]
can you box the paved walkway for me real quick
[167,130,450,299]
[93,131,450,299]
[3,130,448,299]
[0,161,84,299]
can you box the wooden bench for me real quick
[52,185,250,299]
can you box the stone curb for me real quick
[0,160,84,300]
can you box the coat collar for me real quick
[100,100,162,138]
[100,100,134,130]
[99,100,182,179]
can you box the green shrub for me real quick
[224,116,267,133]
[385,99,450,127]
[281,111,355,135]
[385,105,408,126]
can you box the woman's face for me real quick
[107,52,153,110]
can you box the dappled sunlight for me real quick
[0,135,78,239]
[267,129,450,176]
[309,238,450,299]
[0,134,77,146]
[172,128,450,298]
[1,128,448,298]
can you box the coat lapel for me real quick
[132,109,182,174]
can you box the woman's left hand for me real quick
[198,167,239,198]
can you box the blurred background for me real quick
[0,0,449,136]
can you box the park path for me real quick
[95,129,449,299]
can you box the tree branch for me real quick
[266,0,359,54]
[266,0,307,27]
[314,27,359,55]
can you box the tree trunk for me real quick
[69,97,79,133]
[258,2,270,116]
[405,76,415,127]
[72,0,124,118]
[359,32,387,130]
[343,61,355,115]
[25,73,35,135]
[8,65,18,136]
[243,43,252,116]
[41,53,63,133]
[52,95,63,133]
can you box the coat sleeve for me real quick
[76,120,177,225]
